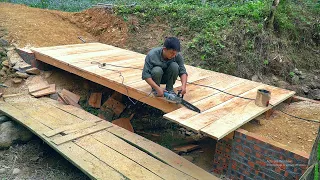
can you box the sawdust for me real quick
[242,101,320,154]
[0,3,96,48]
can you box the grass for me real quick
[1,0,319,79]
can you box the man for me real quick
[142,37,188,97]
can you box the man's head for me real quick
[162,37,181,60]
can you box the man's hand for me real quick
[156,87,165,97]
[180,85,187,95]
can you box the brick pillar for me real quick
[212,136,233,175]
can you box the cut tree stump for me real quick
[88,92,102,108]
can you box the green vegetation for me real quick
[1,0,319,79]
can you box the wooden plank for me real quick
[61,89,80,103]
[32,52,178,112]
[76,136,163,180]
[180,84,267,132]
[180,75,245,103]
[9,102,75,129]
[0,102,125,179]
[31,84,56,97]
[41,97,104,122]
[28,82,49,93]
[56,49,128,62]
[52,121,112,145]
[107,125,219,180]
[37,43,115,57]
[201,86,296,140]
[44,120,101,137]
[164,81,260,124]
[31,43,103,52]
[93,131,196,180]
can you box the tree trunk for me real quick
[266,0,280,30]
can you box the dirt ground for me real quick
[0,2,319,179]
[242,101,320,154]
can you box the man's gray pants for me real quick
[151,62,179,91]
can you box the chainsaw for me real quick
[163,90,201,113]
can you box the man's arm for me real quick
[142,54,164,97]
[145,78,164,97]
[180,74,187,95]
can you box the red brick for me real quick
[253,144,261,151]
[239,151,245,157]
[275,167,281,173]
[232,164,237,170]
[248,161,254,168]
[257,161,267,167]
[284,171,289,177]
[256,152,262,159]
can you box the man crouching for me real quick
[142,37,188,97]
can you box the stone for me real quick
[0,69,6,77]
[1,60,9,67]
[299,73,306,80]
[294,68,302,75]
[26,67,40,75]
[291,75,300,85]
[251,75,259,82]
[309,89,320,100]
[12,78,23,84]
[49,93,59,100]
[12,168,21,175]
[0,39,9,46]
[314,76,319,80]
[0,47,6,57]
[271,74,279,82]
[0,121,33,149]
[0,116,10,124]
[301,86,309,94]
[0,168,5,174]
[15,72,29,79]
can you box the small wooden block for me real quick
[101,97,126,116]
[173,144,200,154]
[88,92,102,108]
[61,89,80,103]
[28,82,49,93]
[31,84,56,97]
[111,91,123,102]
[58,92,81,108]
[112,114,134,132]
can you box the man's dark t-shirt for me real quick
[142,47,188,80]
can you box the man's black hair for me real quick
[164,37,181,52]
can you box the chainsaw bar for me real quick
[181,99,201,113]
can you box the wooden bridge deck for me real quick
[0,97,218,180]
[31,43,295,140]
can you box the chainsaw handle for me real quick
[177,90,184,99]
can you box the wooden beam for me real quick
[32,52,178,113]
